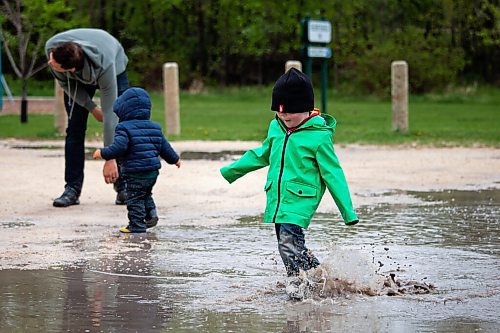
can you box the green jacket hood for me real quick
[276,113,337,135]
[318,113,336,130]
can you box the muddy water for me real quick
[0,189,498,332]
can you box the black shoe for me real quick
[146,216,158,228]
[53,187,80,207]
[115,190,127,205]
[146,209,158,228]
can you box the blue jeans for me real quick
[124,175,158,232]
[275,223,320,276]
[64,71,129,194]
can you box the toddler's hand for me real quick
[175,159,181,168]
[93,149,102,160]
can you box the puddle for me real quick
[0,220,35,229]
[11,144,247,161]
[0,189,499,332]
[179,150,247,161]
[11,145,62,150]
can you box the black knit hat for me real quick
[271,68,314,113]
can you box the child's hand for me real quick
[93,149,102,160]
[175,159,181,168]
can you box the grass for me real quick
[1,82,499,146]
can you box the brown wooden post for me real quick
[54,80,67,135]
[285,60,302,72]
[391,61,409,133]
[163,62,180,135]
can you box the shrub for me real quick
[352,27,466,95]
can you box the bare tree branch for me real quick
[19,30,30,75]
[27,36,43,76]
[0,33,22,77]
[30,62,48,77]
[1,0,21,32]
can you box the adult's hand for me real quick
[91,106,103,122]
[103,159,119,184]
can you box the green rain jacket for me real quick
[220,113,358,229]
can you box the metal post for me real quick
[304,58,312,79]
[301,17,311,78]
[321,59,328,114]
[163,62,180,135]
[391,61,409,133]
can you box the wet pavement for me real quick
[0,189,499,332]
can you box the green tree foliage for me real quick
[325,0,469,94]
[2,0,499,94]
[0,0,86,84]
[454,0,500,82]
[0,0,87,120]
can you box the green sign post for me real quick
[301,17,332,114]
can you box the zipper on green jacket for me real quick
[272,117,312,223]
[272,131,290,223]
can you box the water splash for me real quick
[288,246,436,300]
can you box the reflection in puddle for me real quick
[0,189,499,332]
[0,269,173,332]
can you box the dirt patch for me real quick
[1,97,55,115]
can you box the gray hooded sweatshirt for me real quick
[45,28,128,145]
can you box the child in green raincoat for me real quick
[220,68,359,297]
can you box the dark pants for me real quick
[124,175,158,232]
[275,223,320,276]
[63,72,129,194]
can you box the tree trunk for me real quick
[21,78,27,123]
[21,98,28,123]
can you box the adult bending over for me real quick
[45,28,129,207]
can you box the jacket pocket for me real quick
[264,180,273,192]
[263,180,274,221]
[284,181,316,198]
[282,181,318,219]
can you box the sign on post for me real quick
[301,17,332,114]
[307,20,332,43]
[307,46,332,59]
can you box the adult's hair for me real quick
[52,42,84,71]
